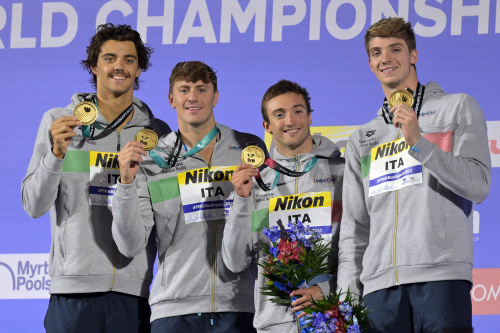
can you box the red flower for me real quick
[325,305,341,318]
[265,256,274,274]
[334,317,346,333]
[277,239,302,264]
[334,321,346,333]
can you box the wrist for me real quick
[119,175,134,185]
[52,148,65,160]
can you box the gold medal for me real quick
[388,89,413,109]
[73,101,97,125]
[134,128,158,151]
[241,145,265,168]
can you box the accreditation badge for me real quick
[268,192,332,242]
[368,138,422,197]
[89,151,120,206]
[177,166,237,223]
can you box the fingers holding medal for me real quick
[73,101,97,125]
[241,144,265,168]
[388,89,413,109]
[134,127,158,151]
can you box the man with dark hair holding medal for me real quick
[337,17,491,333]
[21,23,170,332]
[112,61,266,332]
[221,79,345,332]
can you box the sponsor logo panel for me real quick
[0,254,50,299]
[487,121,500,167]
[472,268,500,315]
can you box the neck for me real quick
[179,120,217,164]
[276,137,314,158]
[95,93,134,123]
[178,118,216,148]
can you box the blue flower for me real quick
[263,226,281,242]
[303,238,313,249]
[339,302,353,321]
[269,246,278,257]
[347,322,361,333]
[312,312,327,331]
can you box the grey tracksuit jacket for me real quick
[222,135,345,332]
[111,122,266,322]
[337,82,491,299]
[22,92,170,297]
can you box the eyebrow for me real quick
[271,104,306,113]
[177,83,209,89]
[101,53,138,59]
[370,42,404,52]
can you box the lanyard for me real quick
[381,82,425,124]
[149,125,218,169]
[81,95,134,140]
[254,156,319,191]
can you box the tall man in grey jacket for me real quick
[113,61,265,332]
[337,17,491,333]
[22,24,170,332]
[222,80,344,332]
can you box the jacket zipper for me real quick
[109,129,122,290]
[393,128,402,285]
[117,129,121,151]
[212,219,217,312]
[109,130,121,291]
[294,156,301,333]
[294,156,299,195]
[208,159,217,313]
[110,246,117,290]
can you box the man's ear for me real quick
[410,49,418,65]
[263,120,272,134]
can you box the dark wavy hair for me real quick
[81,23,153,90]
[261,80,313,123]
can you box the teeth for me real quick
[285,129,299,133]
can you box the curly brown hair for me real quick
[81,23,153,90]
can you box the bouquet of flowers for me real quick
[259,219,368,333]
[259,220,331,304]
[302,290,369,333]
[259,220,333,332]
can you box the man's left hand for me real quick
[290,285,323,318]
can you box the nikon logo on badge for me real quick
[184,168,234,185]
[374,140,411,160]
[273,195,325,211]
[91,152,119,169]
[0,254,50,299]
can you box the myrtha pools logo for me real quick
[0,253,50,299]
